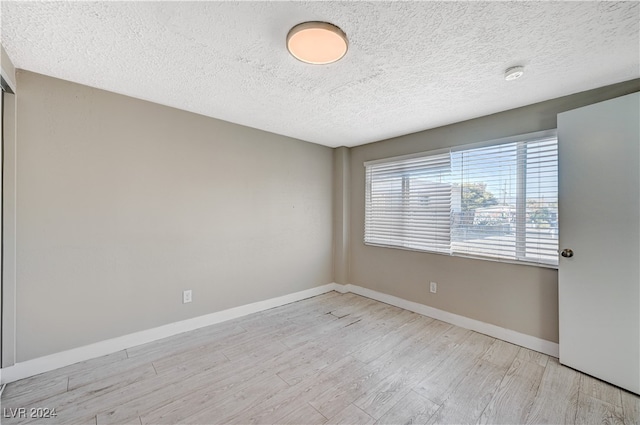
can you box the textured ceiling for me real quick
[1,1,639,147]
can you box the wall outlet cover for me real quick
[183,290,192,304]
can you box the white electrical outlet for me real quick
[430,282,437,293]
[183,290,192,304]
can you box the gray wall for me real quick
[348,79,640,343]
[11,67,639,362]
[15,71,333,362]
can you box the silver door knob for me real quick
[561,248,574,258]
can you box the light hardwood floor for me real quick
[1,292,638,425]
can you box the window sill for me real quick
[363,241,559,270]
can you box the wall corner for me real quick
[333,146,351,285]
[1,45,17,93]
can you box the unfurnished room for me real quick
[0,1,639,424]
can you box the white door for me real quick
[558,92,640,395]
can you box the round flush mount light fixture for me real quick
[504,66,525,81]
[287,22,348,65]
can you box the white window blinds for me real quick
[364,131,558,267]
[365,150,452,254]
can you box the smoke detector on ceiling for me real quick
[505,66,525,81]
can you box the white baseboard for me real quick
[1,281,559,384]
[337,283,559,358]
[0,283,340,384]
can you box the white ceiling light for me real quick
[505,66,525,81]
[287,22,348,65]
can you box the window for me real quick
[365,130,558,267]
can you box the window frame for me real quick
[364,129,559,269]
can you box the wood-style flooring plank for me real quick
[350,313,432,364]
[325,404,375,425]
[96,336,296,424]
[374,390,439,425]
[478,354,545,424]
[481,339,523,368]
[575,392,625,425]
[98,313,369,425]
[139,372,288,424]
[225,355,366,425]
[426,361,506,425]
[281,305,411,382]
[306,360,392,421]
[525,357,581,425]
[262,291,346,319]
[3,363,157,425]
[221,292,342,331]
[95,365,237,424]
[517,346,550,368]
[364,319,455,374]
[3,351,126,397]
[309,321,460,420]
[124,324,245,360]
[174,374,290,424]
[0,375,69,408]
[114,419,140,425]
[276,344,352,387]
[4,292,635,425]
[423,339,518,424]
[281,300,404,351]
[278,403,328,425]
[150,345,229,375]
[97,346,288,424]
[409,332,495,407]
[273,305,409,388]
[324,295,379,319]
[580,373,623,407]
[621,390,640,425]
